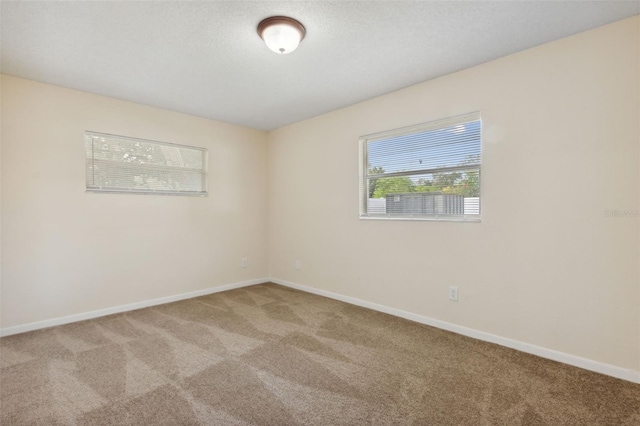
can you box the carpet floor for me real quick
[1,282,638,425]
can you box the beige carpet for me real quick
[1,283,638,425]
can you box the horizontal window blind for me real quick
[360,112,481,220]
[85,131,207,196]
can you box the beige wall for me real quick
[268,17,640,371]
[1,75,268,328]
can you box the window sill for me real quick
[359,215,481,223]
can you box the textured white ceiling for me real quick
[2,1,638,130]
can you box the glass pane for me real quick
[85,133,207,195]
[367,120,481,175]
[365,170,480,216]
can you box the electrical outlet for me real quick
[295,260,301,270]
[448,286,458,302]
[241,258,248,268]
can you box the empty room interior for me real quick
[1,1,639,425]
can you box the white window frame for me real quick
[359,112,482,222]
[85,131,208,196]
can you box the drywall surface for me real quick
[268,17,640,372]
[1,75,268,328]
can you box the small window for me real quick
[85,131,207,196]
[360,112,481,221]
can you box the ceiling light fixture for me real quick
[257,16,306,55]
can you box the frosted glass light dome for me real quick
[258,16,306,55]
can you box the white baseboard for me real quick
[269,277,640,384]
[0,278,267,337]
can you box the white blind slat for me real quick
[85,131,208,196]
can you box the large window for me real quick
[360,112,481,221]
[85,131,207,196]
